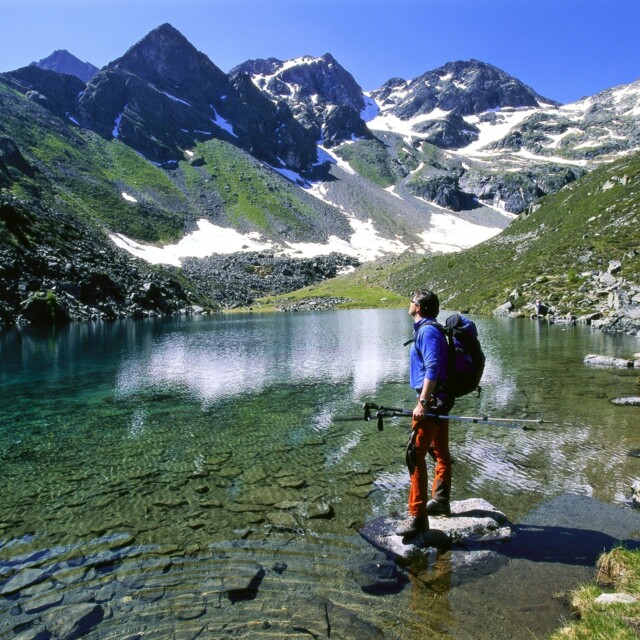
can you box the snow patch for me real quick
[121,192,138,203]
[361,94,379,121]
[210,105,238,138]
[162,91,191,107]
[267,163,310,187]
[111,220,275,267]
[418,211,503,253]
[384,186,402,199]
[112,109,125,138]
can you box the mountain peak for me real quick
[374,58,559,121]
[114,23,226,86]
[32,49,98,83]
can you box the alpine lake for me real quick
[1,309,639,640]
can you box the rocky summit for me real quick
[32,49,99,83]
[373,59,556,123]
[232,53,373,147]
[75,23,316,168]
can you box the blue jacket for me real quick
[409,317,448,393]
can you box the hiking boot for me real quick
[395,515,428,538]
[426,499,451,516]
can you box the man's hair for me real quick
[413,290,439,317]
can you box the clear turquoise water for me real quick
[1,310,639,639]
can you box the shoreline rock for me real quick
[359,498,512,566]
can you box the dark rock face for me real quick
[407,172,475,211]
[460,165,585,214]
[0,66,86,119]
[0,136,38,188]
[374,59,557,122]
[33,49,99,83]
[75,23,316,168]
[413,111,480,149]
[322,104,373,147]
[233,53,373,147]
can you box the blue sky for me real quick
[0,0,638,104]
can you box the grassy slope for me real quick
[268,151,640,315]
[551,546,640,639]
[179,139,337,239]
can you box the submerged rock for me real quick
[348,551,407,594]
[41,603,104,640]
[291,597,388,640]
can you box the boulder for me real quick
[630,480,640,508]
[220,559,264,600]
[611,397,640,406]
[493,301,513,316]
[359,498,512,566]
[594,593,638,605]
[20,291,71,325]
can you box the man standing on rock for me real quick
[396,290,452,538]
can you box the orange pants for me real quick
[408,416,451,517]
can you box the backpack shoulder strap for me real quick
[406,320,448,353]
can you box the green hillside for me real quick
[385,152,640,316]
[260,151,640,321]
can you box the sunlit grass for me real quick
[550,546,640,639]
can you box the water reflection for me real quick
[112,310,408,405]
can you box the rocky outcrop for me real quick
[460,164,585,214]
[493,255,640,336]
[406,170,476,211]
[0,136,39,188]
[232,53,372,147]
[181,251,359,309]
[413,111,480,149]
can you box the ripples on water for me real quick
[0,311,639,639]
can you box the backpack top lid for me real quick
[445,313,478,341]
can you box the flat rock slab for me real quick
[359,498,512,565]
[584,354,634,368]
[611,397,640,406]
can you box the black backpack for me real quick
[412,314,486,399]
[441,314,485,398]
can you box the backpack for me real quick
[441,314,485,398]
[411,314,486,399]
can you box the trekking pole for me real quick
[363,402,551,431]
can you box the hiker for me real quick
[534,297,549,317]
[396,290,452,538]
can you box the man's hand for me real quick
[413,401,426,420]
